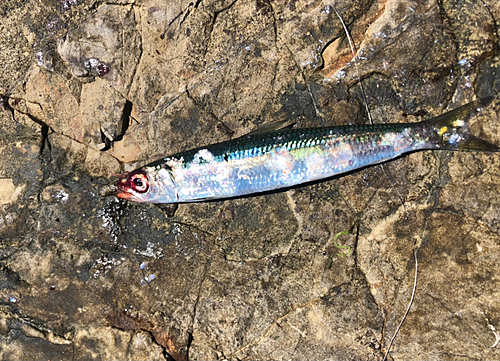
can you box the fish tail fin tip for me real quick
[426,96,495,128]
[456,135,500,152]
[477,95,495,108]
[426,96,499,152]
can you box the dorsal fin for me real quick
[244,119,296,137]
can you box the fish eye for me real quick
[129,172,149,193]
[133,177,143,187]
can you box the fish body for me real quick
[116,97,498,203]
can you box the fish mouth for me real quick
[115,190,132,200]
[114,172,132,199]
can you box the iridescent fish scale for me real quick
[155,124,420,202]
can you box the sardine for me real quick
[116,97,498,203]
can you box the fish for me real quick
[115,97,499,203]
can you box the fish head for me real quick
[115,167,178,203]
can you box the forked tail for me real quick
[425,96,499,152]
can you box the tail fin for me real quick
[425,96,499,152]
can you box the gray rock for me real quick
[1,0,499,360]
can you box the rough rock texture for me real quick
[1,0,500,360]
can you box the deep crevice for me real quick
[114,100,132,143]
[10,109,54,155]
[186,332,194,361]
[100,129,112,152]
[40,125,51,155]
[317,35,341,72]
[0,94,16,119]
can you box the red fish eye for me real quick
[130,172,149,193]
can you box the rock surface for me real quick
[1,0,500,360]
